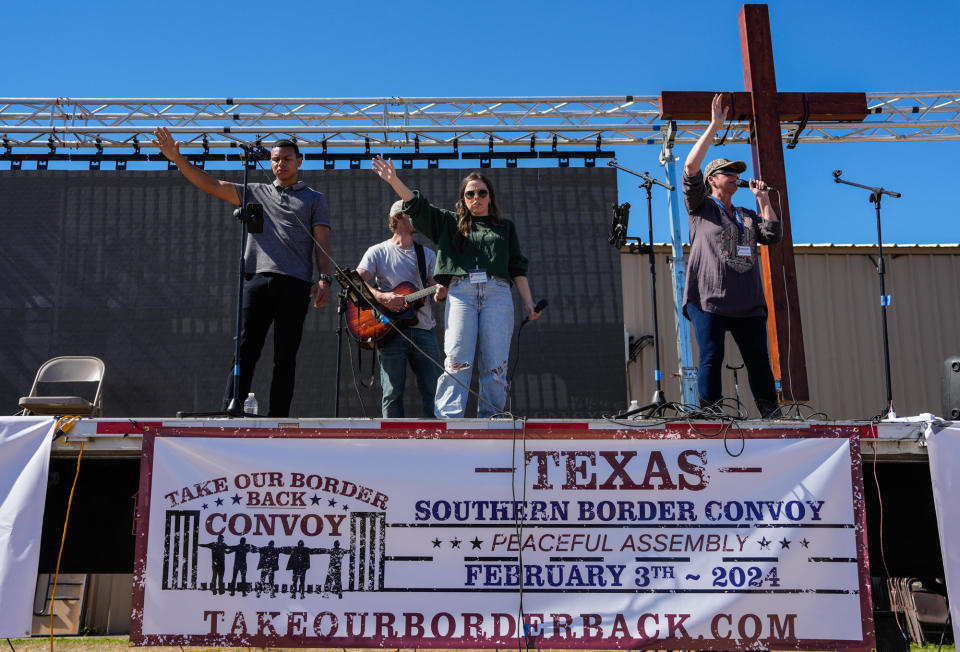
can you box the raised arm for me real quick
[751,181,778,223]
[750,180,782,244]
[153,127,240,205]
[371,155,414,201]
[683,94,728,177]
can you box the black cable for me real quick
[871,429,910,642]
[936,608,949,651]
[505,302,546,415]
[509,415,528,652]
[355,342,378,391]
[343,332,369,418]
[603,398,763,457]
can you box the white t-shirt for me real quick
[358,240,437,330]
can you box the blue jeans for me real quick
[377,326,443,418]
[223,273,311,417]
[436,277,514,418]
[685,303,777,406]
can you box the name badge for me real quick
[737,245,752,257]
[469,270,488,284]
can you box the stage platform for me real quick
[26,414,951,644]
[51,416,932,461]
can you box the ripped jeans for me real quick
[435,277,514,418]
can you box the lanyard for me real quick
[710,196,744,237]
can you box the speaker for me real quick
[942,356,960,420]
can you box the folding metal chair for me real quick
[18,356,105,417]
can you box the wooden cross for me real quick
[658,3,868,402]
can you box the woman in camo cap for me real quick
[681,93,782,418]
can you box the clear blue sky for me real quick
[4,0,958,244]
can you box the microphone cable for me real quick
[503,300,548,415]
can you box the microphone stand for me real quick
[832,170,901,419]
[333,287,349,417]
[607,160,675,418]
[177,144,263,418]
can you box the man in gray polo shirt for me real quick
[154,127,332,417]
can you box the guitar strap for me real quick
[414,243,429,288]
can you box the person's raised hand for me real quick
[153,126,181,162]
[710,93,729,127]
[371,155,397,184]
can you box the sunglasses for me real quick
[464,189,489,199]
[713,170,740,178]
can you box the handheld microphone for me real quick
[736,179,775,192]
[522,299,548,324]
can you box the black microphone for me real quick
[833,169,843,179]
[736,179,775,192]
[522,299,548,324]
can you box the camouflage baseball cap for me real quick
[704,157,747,178]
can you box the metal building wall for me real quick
[622,244,960,419]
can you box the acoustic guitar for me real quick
[345,281,439,349]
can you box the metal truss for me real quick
[1,92,958,154]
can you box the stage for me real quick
[51,415,930,459]
[18,416,947,649]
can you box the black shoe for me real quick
[757,400,783,419]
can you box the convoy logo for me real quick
[159,470,387,601]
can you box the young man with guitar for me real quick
[355,201,447,417]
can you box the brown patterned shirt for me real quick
[682,170,782,318]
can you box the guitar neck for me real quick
[404,284,438,304]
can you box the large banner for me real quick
[132,426,874,649]
[925,421,960,644]
[0,416,56,638]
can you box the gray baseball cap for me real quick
[390,200,405,216]
[704,157,747,178]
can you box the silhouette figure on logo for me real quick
[198,534,229,595]
[254,540,281,598]
[319,540,348,599]
[280,540,324,599]
[227,536,258,596]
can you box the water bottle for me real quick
[243,392,258,415]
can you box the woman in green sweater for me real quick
[372,155,540,418]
